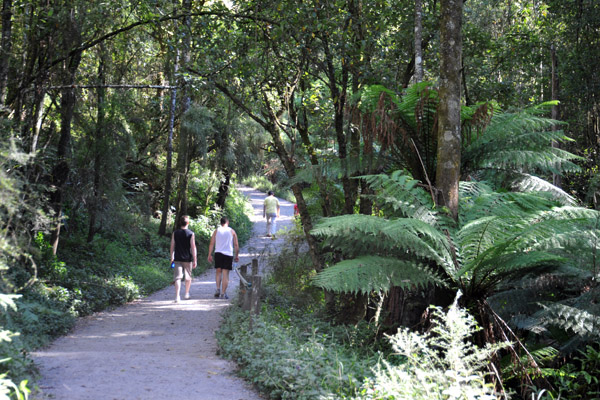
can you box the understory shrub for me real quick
[356,292,506,400]
[217,301,380,399]
[224,187,253,245]
[0,295,31,400]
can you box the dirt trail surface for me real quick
[32,186,295,400]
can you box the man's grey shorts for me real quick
[173,261,192,281]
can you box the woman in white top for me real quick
[207,217,239,299]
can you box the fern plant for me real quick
[312,171,600,353]
[358,83,581,201]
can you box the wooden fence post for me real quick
[238,263,249,307]
[251,258,259,275]
[250,276,262,315]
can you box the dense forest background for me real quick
[1,0,600,399]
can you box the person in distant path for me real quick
[170,215,197,303]
[263,190,280,237]
[207,217,239,299]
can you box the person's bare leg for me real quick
[221,270,230,297]
[174,279,181,302]
[184,278,191,298]
[215,268,222,296]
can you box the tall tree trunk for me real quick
[323,36,356,214]
[289,81,332,217]
[173,0,193,229]
[29,84,46,153]
[158,52,178,236]
[0,0,12,105]
[435,0,463,221]
[87,45,106,243]
[551,44,561,188]
[49,10,81,255]
[414,0,424,83]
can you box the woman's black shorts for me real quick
[214,252,233,270]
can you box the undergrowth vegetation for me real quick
[217,299,381,399]
[1,180,252,396]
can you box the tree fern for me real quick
[463,103,582,178]
[312,255,448,294]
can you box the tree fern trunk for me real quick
[551,44,561,188]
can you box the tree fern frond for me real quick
[312,255,448,294]
[540,303,600,338]
[312,215,453,268]
[463,105,581,177]
[461,251,564,291]
[360,172,436,222]
[459,180,495,199]
[511,314,548,334]
[513,174,578,206]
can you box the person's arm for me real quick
[276,199,280,217]
[170,233,175,263]
[207,230,216,263]
[232,230,239,262]
[263,200,266,218]
[190,233,197,269]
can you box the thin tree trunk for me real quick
[551,44,561,188]
[323,35,355,214]
[435,0,463,221]
[49,10,82,255]
[87,46,106,242]
[414,0,424,83]
[173,0,193,228]
[0,0,13,105]
[158,52,178,236]
[289,83,332,217]
[29,84,46,153]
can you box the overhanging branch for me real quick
[43,84,179,90]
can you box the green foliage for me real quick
[216,300,380,400]
[356,293,505,400]
[313,171,599,303]
[463,102,582,182]
[0,295,31,400]
[358,83,581,199]
[223,187,253,246]
[265,220,323,310]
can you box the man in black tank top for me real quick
[170,215,197,302]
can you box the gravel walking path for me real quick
[31,186,295,400]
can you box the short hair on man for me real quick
[220,216,229,225]
[179,215,190,227]
[267,190,274,196]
